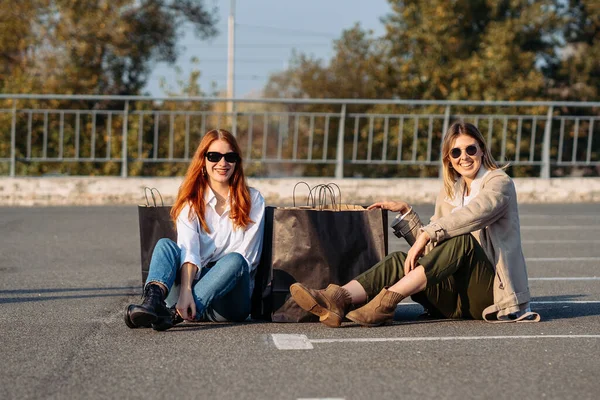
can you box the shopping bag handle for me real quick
[292,182,343,210]
[293,181,316,207]
[326,182,342,208]
[311,184,338,210]
[143,187,164,207]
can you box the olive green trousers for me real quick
[355,234,495,319]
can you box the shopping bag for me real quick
[251,183,388,322]
[138,188,176,285]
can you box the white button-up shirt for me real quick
[176,187,265,295]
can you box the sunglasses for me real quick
[450,145,479,159]
[205,152,240,163]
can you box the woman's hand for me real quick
[404,231,431,276]
[176,262,198,321]
[367,201,410,214]
[176,288,197,321]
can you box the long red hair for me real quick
[170,129,252,233]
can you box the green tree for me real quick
[548,0,600,101]
[265,25,391,107]
[0,1,219,176]
[0,0,218,95]
[263,0,600,178]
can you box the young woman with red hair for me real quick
[125,129,265,331]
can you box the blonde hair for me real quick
[441,121,501,199]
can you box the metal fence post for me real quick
[121,100,129,177]
[541,106,553,179]
[335,103,347,179]
[10,99,17,177]
[439,105,451,179]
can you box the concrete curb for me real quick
[1,177,599,206]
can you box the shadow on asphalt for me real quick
[530,294,600,321]
[0,286,139,304]
[166,321,252,332]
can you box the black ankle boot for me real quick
[124,284,174,331]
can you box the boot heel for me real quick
[127,305,158,327]
[290,284,327,317]
[290,283,351,328]
[319,312,342,328]
[124,306,138,329]
[124,305,154,329]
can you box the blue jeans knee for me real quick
[193,252,250,320]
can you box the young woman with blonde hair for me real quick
[291,121,539,326]
[125,129,265,331]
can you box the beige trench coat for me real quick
[396,168,540,322]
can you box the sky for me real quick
[144,0,391,98]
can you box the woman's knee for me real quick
[445,234,476,251]
[222,251,245,263]
[150,237,180,269]
[216,252,247,274]
[155,237,177,251]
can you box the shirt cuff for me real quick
[242,255,253,274]
[193,267,203,281]
[179,252,203,280]
[396,207,413,221]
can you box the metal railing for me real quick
[1,95,599,178]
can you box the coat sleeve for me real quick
[392,190,443,247]
[421,173,513,244]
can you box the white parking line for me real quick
[272,334,600,350]
[396,240,600,246]
[526,257,600,262]
[532,301,600,304]
[310,335,600,343]
[522,240,600,244]
[520,215,600,219]
[272,334,314,350]
[529,277,600,281]
[521,226,598,230]
[298,398,345,400]
[397,300,600,305]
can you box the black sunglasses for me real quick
[450,144,479,159]
[205,152,240,163]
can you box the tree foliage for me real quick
[0,0,218,95]
[549,0,600,101]
[265,0,596,102]
[0,1,219,176]
[263,0,600,178]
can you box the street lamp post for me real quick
[227,0,235,115]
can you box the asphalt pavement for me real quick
[1,203,599,400]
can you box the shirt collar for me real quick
[445,166,490,207]
[204,186,217,206]
[204,186,231,209]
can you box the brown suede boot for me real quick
[289,283,352,328]
[346,288,405,327]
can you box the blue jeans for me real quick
[145,238,251,322]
